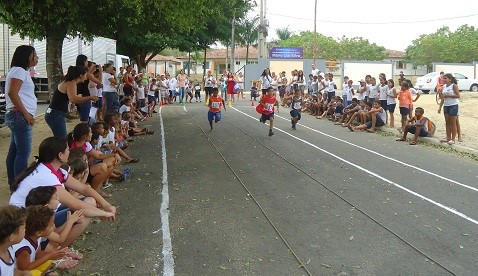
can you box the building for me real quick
[146,55,181,76]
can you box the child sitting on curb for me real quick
[396,107,435,145]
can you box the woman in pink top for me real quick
[177,69,187,105]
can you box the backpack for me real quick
[426,118,436,137]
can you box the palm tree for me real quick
[276,26,293,42]
[237,16,259,64]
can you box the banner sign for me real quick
[269,47,304,59]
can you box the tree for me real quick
[237,16,259,64]
[0,0,121,93]
[406,25,478,70]
[278,31,387,61]
[276,26,293,42]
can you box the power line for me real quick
[267,12,478,25]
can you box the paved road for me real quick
[71,100,478,275]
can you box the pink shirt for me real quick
[177,74,187,87]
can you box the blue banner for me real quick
[269,47,304,59]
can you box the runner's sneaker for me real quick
[292,124,296,130]
[103,181,112,189]
[269,130,274,136]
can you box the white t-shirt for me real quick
[102,72,115,92]
[0,248,15,276]
[119,105,130,114]
[377,107,386,122]
[346,86,355,101]
[5,67,37,115]
[409,88,420,96]
[311,68,320,77]
[379,84,388,100]
[148,84,157,96]
[368,84,378,99]
[9,163,68,208]
[10,237,40,266]
[442,84,460,106]
[137,87,145,100]
[168,78,177,91]
[260,75,272,89]
[387,87,396,105]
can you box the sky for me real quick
[251,0,478,51]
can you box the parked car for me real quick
[415,72,478,93]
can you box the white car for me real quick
[414,72,478,93]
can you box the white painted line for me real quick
[158,106,175,276]
[232,107,478,226]
[273,113,478,192]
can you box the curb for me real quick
[379,126,478,156]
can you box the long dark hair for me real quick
[64,66,87,81]
[75,54,88,67]
[444,73,457,85]
[261,68,271,78]
[11,45,36,70]
[10,137,67,193]
[67,123,90,146]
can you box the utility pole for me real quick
[313,0,317,64]
[258,0,264,58]
[230,13,236,74]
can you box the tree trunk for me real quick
[202,46,207,85]
[45,34,65,99]
[246,44,249,64]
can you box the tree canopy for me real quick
[278,31,387,61]
[405,25,478,69]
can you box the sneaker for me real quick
[268,130,274,136]
[292,124,296,130]
[103,181,112,189]
[259,117,262,123]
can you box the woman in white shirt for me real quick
[102,63,119,111]
[438,73,460,144]
[259,68,272,96]
[5,45,38,186]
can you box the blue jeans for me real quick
[178,87,185,103]
[45,108,67,138]
[5,111,33,185]
[103,91,120,111]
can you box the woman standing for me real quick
[236,72,245,100]
[45,66,98,138]
[259,68,272,96]
[75,56,102,123]
[226,72,236,103]
[177,69,187,105]
[5,45,38,185]
[438,73,460,144]
[122,65,134,98]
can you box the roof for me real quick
[148,55,181,63]
[386,49,406,58]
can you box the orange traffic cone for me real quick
[251,100,254,107]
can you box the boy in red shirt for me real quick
[208,88,226,131]
[257,87,280,136]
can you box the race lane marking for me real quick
[158,106,175,276]
[232,107,478,226]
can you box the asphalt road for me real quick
[70,100,478,276]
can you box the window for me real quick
[235,61,240,65]
[396,61,407,70]
[454,73,466,79]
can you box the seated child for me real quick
[348,100,386,133]
[340,98,359,126]
[396,107,434,145]
[0,205,29,276]
[11,205,76,274]
[25,186,85,256]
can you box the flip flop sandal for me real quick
[51,257,78,270]
[127,158,139,163]
[347,125,354,132]
[409,141,418,145]
[66,249,83,260]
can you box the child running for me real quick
[283,89,303,130]
[257,87,279,136]
[207,87,226,131]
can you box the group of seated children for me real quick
[279,76,434,145]
[0,104,157,275]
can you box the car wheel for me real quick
[470,84,478,92]
[422,90,430,94]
